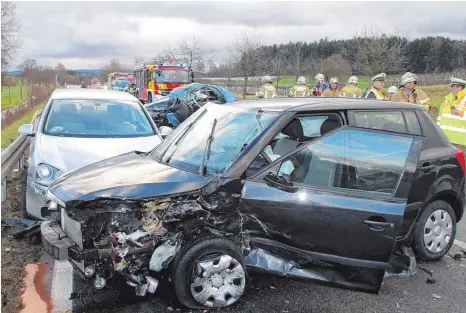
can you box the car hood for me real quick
[39,133,161,173]
[49,152,211,204]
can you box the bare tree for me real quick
[270,51,286,88]
[229,34,263,98]
[1,1,22,72]
[162,43,180,63]
[321,54,352,80]
[133,56,145,64]
[177,34,205,72]
[288,42,306,79]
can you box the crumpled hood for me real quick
[38,134,161,173]
[49,152,211,204]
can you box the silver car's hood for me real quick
[37,133,161,173]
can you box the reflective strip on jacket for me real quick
[258,83,277,99]
[364,87,385,100]
[289,85,309,97]
[340,85,363,98]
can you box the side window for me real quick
[353,111,407,133]
[264,114,342,160]
[276,128,414,194]
[404,110,422,135]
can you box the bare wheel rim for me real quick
[190,253,246,308]
[423,209,453,253]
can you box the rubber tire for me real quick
[20,171,29,218]
[171,235,247,310]
[412,200,457,261]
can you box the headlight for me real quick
[36,163,61,183]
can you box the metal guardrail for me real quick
[1,109,43,201]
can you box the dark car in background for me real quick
[41,98,465,309]
[144,83,237,127]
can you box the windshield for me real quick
[113,80,129,88]
[43,99,155,138]
[155,69,189,84]
[158,103,279,175]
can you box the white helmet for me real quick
[329,77,339,84]
[315,73,325,82]
[388,86,398,94]
[261,75,273,84]
[401,72,418,85]
[297,76,306,84]
[348,76,358,85]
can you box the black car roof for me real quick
[223,97,426,112]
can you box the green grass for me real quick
[1,85,27,110]
[1,104,44,148]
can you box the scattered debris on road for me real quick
[426,278,436,284]
[432,294,442,300]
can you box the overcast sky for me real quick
[12,1,466,69]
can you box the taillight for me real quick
[455,149,466,175]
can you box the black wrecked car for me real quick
[41,98,465,309]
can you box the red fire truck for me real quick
[132,61,192,102]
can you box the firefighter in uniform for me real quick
[386,86,398,100]
[391,72,431,111]
[322,77,340,97]
[340,76,362,98]
[364,73,386,99]
[289,76,309,97]
[312,73,329,96]
[258,75,277,99]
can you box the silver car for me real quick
[19,88,165,219]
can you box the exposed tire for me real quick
[171,236,247,310]
[413,200,456,261]
[20,171,29,218]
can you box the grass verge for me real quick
[1,104,44,148]
[1,85,27,110]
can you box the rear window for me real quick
[352,111,407,133]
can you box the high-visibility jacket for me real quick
[322,88,340,97]
[258,83,277,99]
[391,87,431,111]
[437,92,461,124]
[437,90,466,146]
[340,85,363,98]
[289,85,309,97]
[364,87,385,100]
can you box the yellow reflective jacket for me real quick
[340,85,363,98]
[364,87,385,100]
[258,83,277,99]
[289,85,309,97]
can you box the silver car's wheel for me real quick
[190,253,246,308]
[423,209,453,253]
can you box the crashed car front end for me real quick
[41,187,246,297]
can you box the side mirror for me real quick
[264,172,298,193]
[18,124,35,137]
[159,126,173,139]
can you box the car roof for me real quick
[223,97,426,112]
[50,88,138,101]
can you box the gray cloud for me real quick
[11,1,466,69]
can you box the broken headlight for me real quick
[46,190,66,209]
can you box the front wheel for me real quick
[171,236,247,309]
[413,200,456,261]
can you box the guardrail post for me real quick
[19,152,25,170]
[1,179,6,202]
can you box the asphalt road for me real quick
[68,244,466,313]
[457,215,466,242]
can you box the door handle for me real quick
[363,220,394,231]
[420,162,435,172]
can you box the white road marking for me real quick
[454,239,466,250]
[50,260,73,313]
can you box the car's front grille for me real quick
[61,208,83,250]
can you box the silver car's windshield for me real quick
[159,103,279,176]
[43,99,155,138]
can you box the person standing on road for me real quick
[437,78,466,123]
[322,77,341,97]
[340,76,362,98]
[258,75,277,99]
[312,73,329,96]
[289,76,309,97]
[391,72,431,111]
[364,73,386,99]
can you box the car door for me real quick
[240,126,423,291]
